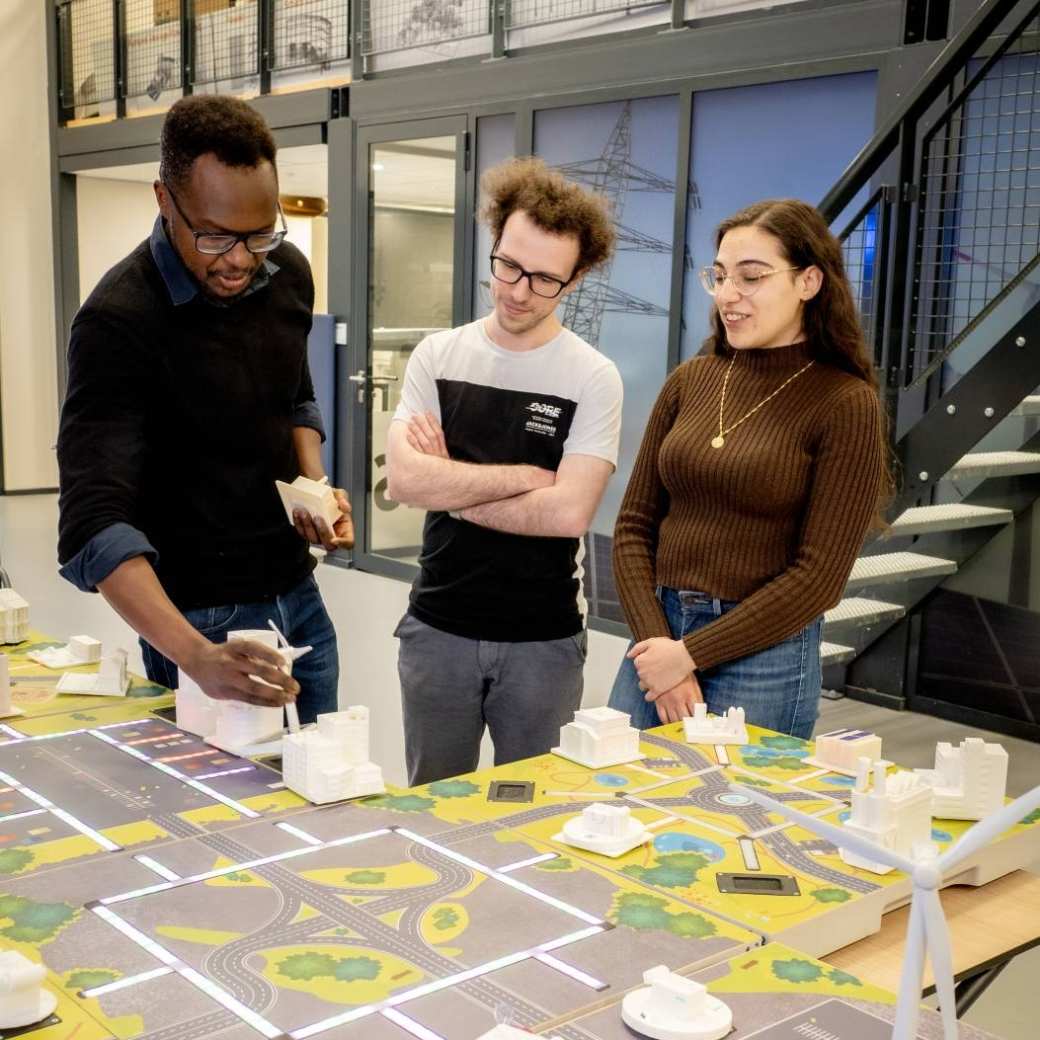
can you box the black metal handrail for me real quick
[827,0,1040,403]
[820,0,1034,222]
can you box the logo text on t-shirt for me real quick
[525,400,562,437]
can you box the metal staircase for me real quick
[817,0,1040,726]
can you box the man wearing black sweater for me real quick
[57,96,352,720]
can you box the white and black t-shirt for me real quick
[393,319,623,642]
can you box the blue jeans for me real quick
[141,572,339,725]
[608,587,823,739]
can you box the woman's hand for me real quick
[646,674,704,724]
[627,636,696,697]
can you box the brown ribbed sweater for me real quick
[613,342,883,672]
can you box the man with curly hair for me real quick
[388,157,623,785]
[57,95,350,721]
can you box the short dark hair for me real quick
[159,95,277,192]
[480,157,615,275]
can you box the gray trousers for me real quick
[395,612,587,786]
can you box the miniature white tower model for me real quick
[807,727,885,775]
[29,635,102,669]
[282,707,385,803]
[209,630,287,753]
[0,654,22,719]
[0,590,29,645]
[176,673,219,738]
[553,706,643,768]
[840,758,933,875]
[205,626,313,754]
[915,737,1009,821]
[682,704,748,746]
[621,964,732,1040]
[555,801,649,858]
[0,951,57,1030]
[275,475,340,530]
[56,648,130,696]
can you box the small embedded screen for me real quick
[731,875,784,892]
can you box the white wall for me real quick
[77,176,160,302]
[0,2,60,491]
[77,177,328,310]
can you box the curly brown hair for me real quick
[480,157,615,275]
[705,198,895,521]
[160,95,277,193]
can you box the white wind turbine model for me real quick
[732,778,1040,1040]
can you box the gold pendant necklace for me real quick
[713,353,814,449]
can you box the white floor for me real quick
[2,492,1037,1038]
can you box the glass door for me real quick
[350,117,469,576]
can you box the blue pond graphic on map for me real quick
[653,833,726,860]
[594,773,630,787]
[821,775,857,786]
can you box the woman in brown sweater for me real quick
[608,198,885,739]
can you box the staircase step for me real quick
[824,597,905,628]
[946,451,1040,481]
[846,552,957,589]
[888,503,1013,537]
[821,642,856,665]
[1011,396,1040,416]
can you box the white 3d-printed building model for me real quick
[275,475,340,530]
[682,704,748,746]
[806,726,884,775]
[29,635,102,670]
[283,706,385,804]
[56,648,130,696]
[0,655,22,719]
[554,802,649,858]
[840,759,933,875]
[915,737,1009,821]
[182,627,312,754]
[621,964,733,1040]
[0,589,29,645]
[176,673,219,738]
[207,630,287,753]
[553,706,643,768]
[0,951,57,1030]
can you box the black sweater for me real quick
[57,236,320,609]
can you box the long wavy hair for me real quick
[705,198,895,519]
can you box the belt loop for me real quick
[712,597,722,617]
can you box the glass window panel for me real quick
[681,71,878,360]
[535,95,679,622]
[367,135,458,561]
[474,113,517,319]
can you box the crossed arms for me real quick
[386,414,613,539]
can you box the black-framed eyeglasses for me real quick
[164,181,288,256]
[489,254,574,299]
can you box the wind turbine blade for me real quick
[732,784,915,874]
[937,783,1040,873]
[921,887,958,1040]
[892,896,928,1040]
[267,619,290,648]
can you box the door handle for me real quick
[348,370,398,384]
[348,369,398,403]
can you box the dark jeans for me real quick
[141,573,339,725]
[396,612,587,786]
[609,586,823,739]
